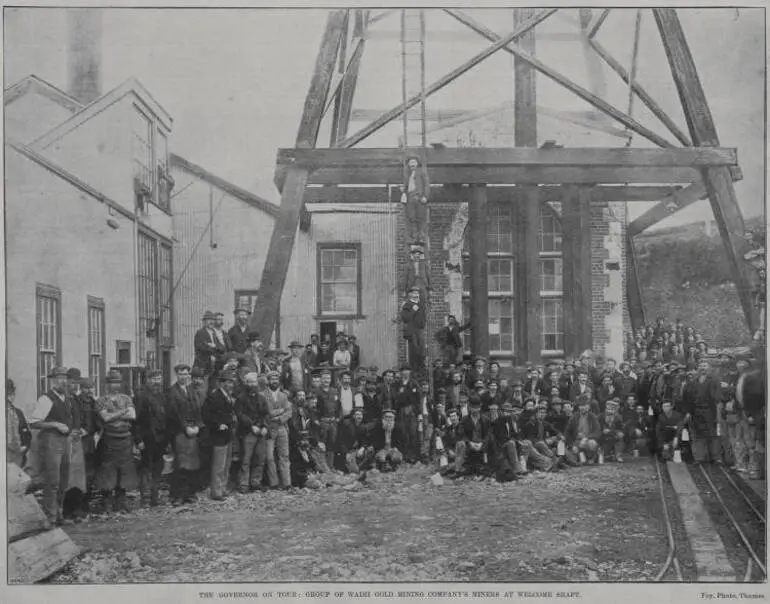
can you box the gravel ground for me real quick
[49,459,669,584]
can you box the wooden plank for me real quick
[289,165,704,188]
[654,8,755,334]
[8,493,51,543]
[278,146,737,169]
[338,8,557,148]
[7,462,31,496]
[303,184,684,205]
[625,235,647,333]
[562,185,593,357]
[469,185,490,359]
[587,8,611,39]
[365,29,584,42]
[445,8,677,149]
[8,528,81,584]
[588,38,691,146]
[331,13,368,146]
[667,463,736,581]
[627,183,707,237]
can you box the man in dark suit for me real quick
[201,371,237,501]
[228,307,252,355]
[134,369,169,507]
[394,365,421,463]
[194,310,218,378]
[455,400,491,476]
[437,314,470,365]
[369,409,406,472]
[401,287,426,371]
[522,366,545,401]
[166,364,203,504]
[348,335,361,372]
[401,154,430,246]
[281,340,311,394]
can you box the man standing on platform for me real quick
[401,287,427,371]
[401,246,432,302]
[437,315,470,366]
[400,154,430,246]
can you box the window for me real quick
[137,230,173,368]
[539,205,564,353]
[159,243,173,345]
[234,290,259,315]
[116,341,132,365]
[460,298,515,353]
[36,284,61,396]
[156,130,171,211]
[487,203,514,254]
[87,297,106,396]
[541,299,564,352]
[132,108,154,198]
[317,244,362,317]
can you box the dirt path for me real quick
[52,459,667,583]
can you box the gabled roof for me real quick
[4,74,84,113]
[30,76,173,150]
[170,153,280,219]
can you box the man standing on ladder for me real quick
[401,154,430,248]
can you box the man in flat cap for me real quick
[316,367,342,470]
[370,409,406,472]
[134,369,169,507]
[28,366,76,523]
[401,287,427,371]
[228,307,252,355]
[565,395,601,465]
[202,370,238,500]
[599,399,626,462]
[282,340,311,394]
[94,370,138,514]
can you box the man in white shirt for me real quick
[338,371,355,419]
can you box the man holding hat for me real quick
[282,340,311,394]
[28,366,76,523]
[94,369,138,514]
[401,154,430,246]
[202,370,238,500]
[229,307,252,355]
[263,370,294,489]
[401,287,427,371]
[134,369,169,507]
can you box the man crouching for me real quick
[370,409,405,472]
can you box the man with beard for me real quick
[94,370,138,514]
[682,360,723,464]
[465,357,487,390]
[598,399,626,462]
[228,307,252,355]
[617,362,638,399]
[263,370,294,489]
[565,397,601,464]
[235,372,270,493]
[492,401,528,477]
[455,401,491,477]
[338,408,374,474]
[363,379,382,423]
[401,287,427,371]
[523,404,563,468]
[194,311,218,380]
[559,360,577,400]
[317,367,342,469]
[523,366,545,402]
[446,368,466,410]
[377,369,397,413]
[134,370,169,507]
[370,409,406,472]
[202,370,237,501]
[167,364,204,504]
[656,400,683,461]
[338,370,355,420]
[625,401,651,456]
[394,365,421,463]
[437,314,470,365]
[281,340,311,394]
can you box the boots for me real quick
[114,488,129,513]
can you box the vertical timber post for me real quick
[653,8,756,335]
[562,185,593,358]
[513,7,541,365]
[469,184,490,359]
[625,234,646,333]
[252,10,348,343]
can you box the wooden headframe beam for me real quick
[444,9,677,149]
[250,10,347,344]
[337,8,557,148]
[587,8,611,39]
[627,183,708,237]
[303,185,688,205]
[331,10,368,145]
[625,235,647,332]
[654,8,756,334]
[587,38,692,146]
[469,185,490,359]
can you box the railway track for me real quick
[653,456,766,582]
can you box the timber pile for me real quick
[7,462,80,583]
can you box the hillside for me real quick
[634,216,764,347]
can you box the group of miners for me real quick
[6,307,764,525]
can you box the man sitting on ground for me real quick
[624,401,651,456]
[492,401,528,478]
[599,399,626,462]
[455,400,491,477]
[370,409,405,472]
[565,396,601,464]
[655,399,683,461]
[522,404,562,470]
[338,408,374,474]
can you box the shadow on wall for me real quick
[635,217,763,346]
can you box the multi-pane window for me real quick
[486,203,514,254]
[159,243,173,345]
[539,204,564,352]
[36,284,61,396]
[541,299,564,352]
[235,290,259,315]
[156,130,170,211]
[87,297,105,396]
[132,108,154,194]
[318,244,361,316]
[460,298,514,353]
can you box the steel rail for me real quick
[654,458,683,581]
[717,465,766,525]
[699,465,767,577]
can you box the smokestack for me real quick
[67,9,102,105]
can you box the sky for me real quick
[3,7,765,229]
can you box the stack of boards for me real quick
[7,462,80,583]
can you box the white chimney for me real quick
[67,9,102,105]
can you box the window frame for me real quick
[36,283,62,397]
[316,242,363,319]
[234,289,260,316]
[137,227,174,368]
[538,204,564,355]
[87,296,106,396]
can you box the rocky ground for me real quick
[49,458,667,583]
